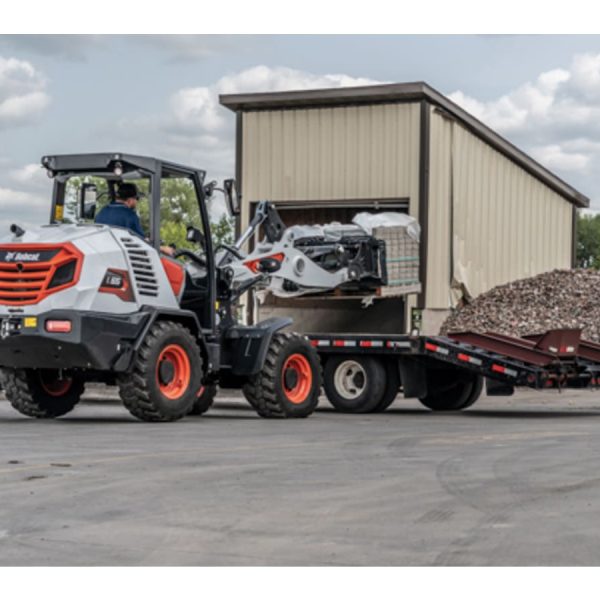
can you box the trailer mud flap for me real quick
[486,377,514,396]
[399,359,427,398]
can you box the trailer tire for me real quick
[188,383,217,415]
[243,332,321,418]
[419,369,483,411]
[323,355,386,413]
[118,321,203,422]
[371,360,401,412]
[1,368,84,418]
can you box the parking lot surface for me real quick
[2,387,600,566]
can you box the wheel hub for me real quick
[334,360,367,400]
[281,353,313,404]
[284,368,299,390]
[156,344,192,401]
[158,360,175,386]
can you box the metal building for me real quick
[220,82,590,334]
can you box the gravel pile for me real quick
[440,269,600,342]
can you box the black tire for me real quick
[1,368,84,418]
[188,383,217,415]
[118,321,203,422]
[243,332,321,418]
[323,355,386,413]
[419,368,483,411]
[371,359,401,413]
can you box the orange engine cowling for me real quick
[0,243,83,306]
[160,256,185,298]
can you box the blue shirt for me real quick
[95,202,145,238]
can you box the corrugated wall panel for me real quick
[241,103,421,228]
[426,108,573,308]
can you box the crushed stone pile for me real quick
[440,269,600,342]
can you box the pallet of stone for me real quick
[374,224,421,297]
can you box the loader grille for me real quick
[0,244,83,305]
[121,237,159,297]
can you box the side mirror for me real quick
[224,179,241,216]
[79,183,97,220]
[186,225,206,249]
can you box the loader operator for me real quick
[95,183,173,256]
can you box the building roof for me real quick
[220,82,589,208]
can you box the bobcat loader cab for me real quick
[0,153,321,422]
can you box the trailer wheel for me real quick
[118,321,203,422]
[243,332,321,418]
[1,368,84,418]
[371,360,401,413]
[323,355,386,413]
[188,383,217,415]
[419,369,483,411]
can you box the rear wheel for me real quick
[243,332,321,418]
[419,368,483,411]
[1,368,84,418]
[371,359,401,412]
[323,355,386,413]
[118,321,203,422]
[188,383,217,415]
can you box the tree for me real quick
[576,213,600,269]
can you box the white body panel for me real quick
[0,224,180,316]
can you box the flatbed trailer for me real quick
[307,329,600,413]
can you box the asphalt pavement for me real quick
[2,386,600,566]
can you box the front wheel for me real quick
[118,321,203,422]
[1,368,84,418]
[243,332,322,418]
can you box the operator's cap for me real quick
[116,182,145,200]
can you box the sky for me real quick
[2,34,600,230]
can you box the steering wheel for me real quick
[173,248,207,268]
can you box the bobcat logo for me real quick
[4,252,40,262]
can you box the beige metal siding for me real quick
[427,108,573,309]
[240,103,421,229]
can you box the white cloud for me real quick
[0,161,52,231]
[168,65,380,136]
[107,65,381,217]
[8,163,49,189]
[0,56,49,129]
[448,52,600,207]
[0,186,49,232]
[530,144,590,172]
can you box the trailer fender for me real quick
[225,317,293,376]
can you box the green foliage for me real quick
[212,214,235,247]
[577,213,600,269]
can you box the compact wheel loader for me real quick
[0,153,322,422]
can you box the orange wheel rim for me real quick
[282,353,313,404]
[156,344,191,400]
[40,376,72,397]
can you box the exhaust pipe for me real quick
[10,224,25,238]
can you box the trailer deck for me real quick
[308,328,600,412]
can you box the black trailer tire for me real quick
[419,368,483,411]
[323,355,386,413]
[188,383,217,415]
[118,321,203,422]
[1,368,84,418]
[371,360,401,413]
[242,332,321,418]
